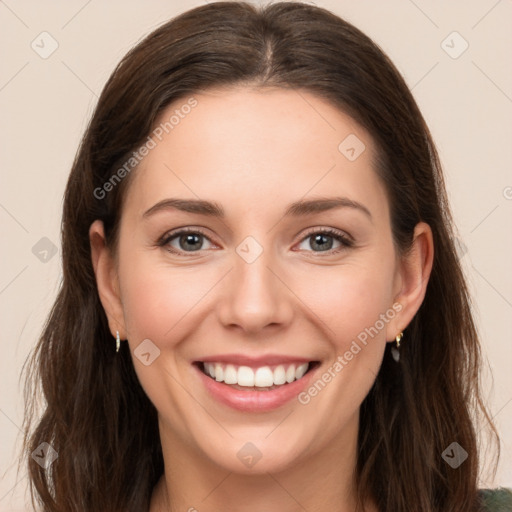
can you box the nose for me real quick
[216,247,294,336]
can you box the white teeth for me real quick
[285,365,296,383]
[237,366,254,386]
[214,363,224,382]
[295,363,308,380]
[254,367,274,387]
[273,365,286,385]
[202,362,311,387]
[224,364,238,384]
[206,363,215,378]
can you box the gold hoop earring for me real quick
[116,330,121,353]
[391,331,403,362]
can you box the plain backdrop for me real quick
[1,0,511,509]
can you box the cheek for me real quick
[121,272,176,343]
[117,255,214,432]
[119,252,216,343]
[295,268,394,427]
[296,261,395,346]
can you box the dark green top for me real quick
[479,488,512,511]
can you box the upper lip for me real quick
[195,353,316,367]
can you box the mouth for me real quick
[192,358,320,411]
[195,361,319,391]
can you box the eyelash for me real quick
[157,227,354,257]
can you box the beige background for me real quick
[1,0,511,509]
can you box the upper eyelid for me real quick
[299,226,353,243]
[161,227,216,244]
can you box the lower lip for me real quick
[194,364,318,412]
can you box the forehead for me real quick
[150,86,370,165]
[123,86,387,221]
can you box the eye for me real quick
[296,228,353,254]
[158,228,215,254]
[157,227,353,256]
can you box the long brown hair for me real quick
[22,2,499,510]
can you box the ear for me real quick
[386,221,434,342]
[89,219,127,339]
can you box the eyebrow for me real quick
[142,196,372,221]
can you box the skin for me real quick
[90,87,433,512]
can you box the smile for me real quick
[200,361,311,389]
[193,358,320,412]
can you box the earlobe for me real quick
[387,222,434,341]
[89,220,127,339]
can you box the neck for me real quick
[150,415,377,512]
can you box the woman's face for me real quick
[93,87,414,474]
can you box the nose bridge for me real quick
[216,239,293,333]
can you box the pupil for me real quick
[312,234,332,251]
[181,233,201,251]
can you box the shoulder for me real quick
[478,488,512,511]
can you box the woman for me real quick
[22,1,512,511]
